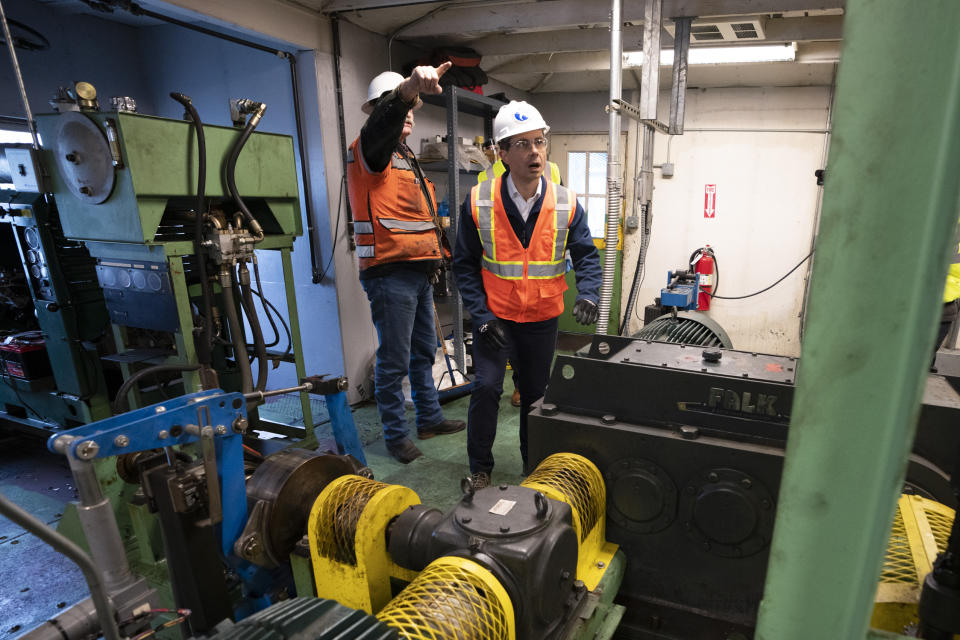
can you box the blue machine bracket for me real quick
[660,271,700,310]
[48,389,249,557]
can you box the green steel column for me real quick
[281,248,314,437]
[168,256,202,392]
[754,2,960,639]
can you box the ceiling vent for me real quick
[666,16,767,43]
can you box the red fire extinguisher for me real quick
[690,245,716,310]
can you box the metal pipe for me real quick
[330,15,355,254]
[0,0,39,150]
[243,381,313,403]
[222,267,253,393]
[0,492,120,640]
[597,0,624,335]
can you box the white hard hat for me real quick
[493,100,550,144]
[362,71,404,114]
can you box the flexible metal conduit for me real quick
[598,0,624,335]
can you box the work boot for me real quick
[468,471,491,490]
[511,389,521,407]
[386,438,423,464]
[417,419,466,440]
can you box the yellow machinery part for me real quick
[376,555,516,640]
[308,475,420,613]
[871,493,956,634]
[521,453,618,590]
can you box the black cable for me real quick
[112,363,200,414]
[1,374,51,423]
[0,18,50,51]
[168,92,214,366]
[251,261,280,349]
[709,250,815,300]
[315,175,345,283]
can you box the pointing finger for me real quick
[436,60,453,77]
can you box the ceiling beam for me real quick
[458,14,840,57]
[486,41,841,74]
[397,0,844,38]
[322,0,472,12]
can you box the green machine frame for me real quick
[34,111,316,433]
[754,1,960,638]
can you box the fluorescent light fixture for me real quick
[623,43,796,67]
[0,129,33,144]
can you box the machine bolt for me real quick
[702,350,722,363]
[215,425,228,435]
[65,153,77,163]
[499,484,508,490]
[233,417,249,433]
[56,602,66,609]
[561,570,571,580]
[707,472,719,482]
[741,478,753,489]
[499,526,510,533]
[157,430,169,440]
[742,373,749,378]
[76,440,99,460]
[79,186,92,196]
[242,537,261,558]
[155,406,166,413]
[596,560,605,568]
[680,425,700,440]
[114,435,129,448]
[601,414,617,425]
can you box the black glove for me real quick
[572,299,599,325]
[478,318,508,351]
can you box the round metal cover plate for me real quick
[54,112,114,204]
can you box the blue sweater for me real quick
[452,174,602,327]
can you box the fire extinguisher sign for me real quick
[704,184,717,218]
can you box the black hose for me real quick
[222,269,253,393]
[112,363,201,413]
[225,106,266,241]
[239,263,268,392]
[169,92,214,367]
[0,492,120,640]
[252,260,281,349]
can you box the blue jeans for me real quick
[361,269,444,444]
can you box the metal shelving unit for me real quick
[422,86,505,373]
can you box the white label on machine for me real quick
[489,499,516,516]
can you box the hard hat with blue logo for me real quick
[493,100,550,144]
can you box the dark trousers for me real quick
[467,316,559,474]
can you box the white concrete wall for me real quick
[622,86,830,356]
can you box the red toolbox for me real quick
[0,332,53,380]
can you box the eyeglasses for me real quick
[505,137,548,152]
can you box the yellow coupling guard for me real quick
[307,475,420,613]
[871,494,956,633]
[521,453,618,590]
[377,555,516,640]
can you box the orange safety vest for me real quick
[347,138,445,271]
[470,177,575,322]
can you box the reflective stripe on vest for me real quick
[354,221,374,234]
[378,219,436,232]
[472,178,572,280]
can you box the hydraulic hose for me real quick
[222,267,253,393]
[169,92,214,367]
[239,262,268,392]
[0,491,120,640]
[252,260,280,349]
[225,104,267,242]
[112,363,201,413]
